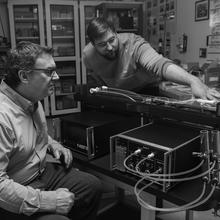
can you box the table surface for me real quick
[73,153,214,210]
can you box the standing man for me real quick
[0,41,102,220]
[83,17,220,100]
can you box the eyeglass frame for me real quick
[21,68,58,78]
[94,34,117,49]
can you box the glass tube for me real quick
[200,130,211,182]
[200,130,210,153]
[210,130,220,155]
[210,130,220,187]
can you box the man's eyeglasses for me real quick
[95,36,117,48]
[23,68,58,78]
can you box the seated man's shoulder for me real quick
[0,95,16,117]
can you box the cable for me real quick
[104,87,145,101]
[90,88,137,102]
[124,152,215,184]
[135,179,206,212]
[134,165,217,212]
[135,158,205,177]
[123,149,143,174]
[123,150,206,180]
[136,183,216,212]
[139,161,216,183]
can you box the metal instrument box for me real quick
[110,119,201,191]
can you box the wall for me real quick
[172,0,210,66]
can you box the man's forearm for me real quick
[163,64,200,86]
[0,178,57,215]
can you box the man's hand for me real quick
[165,64,220,100]
[56,188,75,215]
[49,142,73,168]
[190,78,220,100]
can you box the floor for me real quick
[97,201,140,220]
[157,209,219,220]
[97,194,220,220]
[157,203,219,220]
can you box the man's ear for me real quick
[18,70,29,84]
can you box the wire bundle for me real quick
[89,86,218,111]
[123,150,218,212]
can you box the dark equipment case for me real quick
[61,111,141,160]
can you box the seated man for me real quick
[0,41,102,220]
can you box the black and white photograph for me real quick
[0,1,220,220]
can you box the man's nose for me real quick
[106,42,113,50]
[52,72,59,80]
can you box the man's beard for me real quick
[100,48,119,60]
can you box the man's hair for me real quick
[4,41,53,88]
[87,17,116,43]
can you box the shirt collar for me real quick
[0,80,38,113]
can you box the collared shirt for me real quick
[0,81,56,215]
[83,33,173,91]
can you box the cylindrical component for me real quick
[210,130,220,187]
[200,130,211,182]
[200,130,210,153]
[210,130,220,155]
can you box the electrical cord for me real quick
[135,157,205,177]
[90,88,137,102]
[124,150,217,212]
[123,150,207,181]
[123,149,143,174]
[103,86,145,101]
[136,182,216,212]
[139,161,216,183]
[134,165,217,212]
[135,178,206,211]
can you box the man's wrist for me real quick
[40,191,57,213]
[189,75,202,87]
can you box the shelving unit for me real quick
[8,0,81,116]
[95,2,143,35]
[45,0,81,115]
[8,0,45,47]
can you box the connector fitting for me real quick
[134,149,141,154]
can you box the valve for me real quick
[192,151,208,159]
